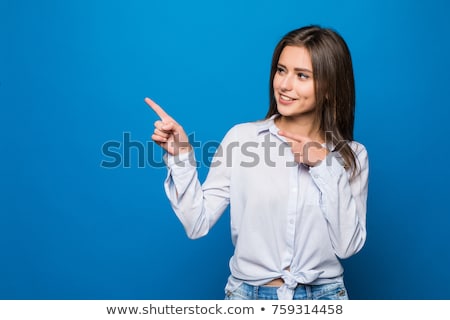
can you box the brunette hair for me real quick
[266,25,358,176]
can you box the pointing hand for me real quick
[278,130,328,166]
[145,97,192,156]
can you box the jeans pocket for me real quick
[224,283,251,300]
[315,282,349,300]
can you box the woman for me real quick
[146,25,369,300]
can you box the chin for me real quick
[276,105,316,118]
[276,105,299,116]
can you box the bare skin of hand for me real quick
[278,130,328,167]
[144,97,192,156]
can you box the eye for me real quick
[298,72,309,79]
[276,66,286,74]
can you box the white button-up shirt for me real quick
[163,116,369,299]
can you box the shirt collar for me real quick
[256,114,280,136]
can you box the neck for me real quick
[275,115,324,142]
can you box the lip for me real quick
[277,93,297,105]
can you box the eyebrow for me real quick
[278,63,313,74]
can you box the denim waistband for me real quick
[225,280,348,300]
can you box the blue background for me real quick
[1,0,449,299]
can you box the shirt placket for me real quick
[282,161,300,269]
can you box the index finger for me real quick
[144,97,171,120]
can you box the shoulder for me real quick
[348,141,369,169]
[349,141,368,157]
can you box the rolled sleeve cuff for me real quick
[164,151,197,173]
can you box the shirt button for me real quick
[289,219,294,224]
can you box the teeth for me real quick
[280,94,294,101]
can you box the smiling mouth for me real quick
[280,94,296,101]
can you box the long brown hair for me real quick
[266,25,358,176]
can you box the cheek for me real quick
[297,82,315,99]
[272,75,281,90]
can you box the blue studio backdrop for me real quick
[1,0,449,299]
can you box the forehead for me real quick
[278,46,312,70]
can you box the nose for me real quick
[280,74,294,91]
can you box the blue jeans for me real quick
[225,282,349,300]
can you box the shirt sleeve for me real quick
[163,129,234,239]
[308,143,369,259]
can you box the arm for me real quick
[278,130,369,259]
[309,144,369,258]
[163,144,231,239]
[145,97,231,239]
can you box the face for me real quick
[273,45,316,118]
